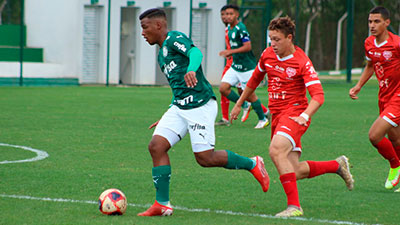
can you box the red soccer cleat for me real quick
[137,201,173,216]
[249,156,270,192]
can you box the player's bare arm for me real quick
[349,61,374,100]
[230,85,255,122]
[289,99,321,126]
[148,120,160,129]
[219,41,252,58]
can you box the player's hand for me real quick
[349,86,360,100]
[289,116,308,127]
[184,71,198,88]
[219,50,232,59]
[230,104,242,123]
[148,120,159,129]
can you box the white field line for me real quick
[0,143,49,164]
[0,194,378,225]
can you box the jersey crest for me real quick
[383,50,392,60]
[163,46,168,57]
[286,67,296,78]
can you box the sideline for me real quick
[0,194,375,225]
[0,143,49,164]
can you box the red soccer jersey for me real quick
[364,32,400,103]
[224,27,233,68]
[247,46,324,114]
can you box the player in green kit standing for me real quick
[219,5,270,129]
[137,8,270,217]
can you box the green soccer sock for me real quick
[251,99,266,120]
[227,91,248,108]
[152,165,171,205]
[224,150,256,170]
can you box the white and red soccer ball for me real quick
[98,188,127,215]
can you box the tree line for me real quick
[230,0,400,71]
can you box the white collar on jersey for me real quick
[374,38,388,48]
[276,54,294,61]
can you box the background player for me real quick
[138,8,269,216]
[215,5,235,126]
[349,6,400,191]
[231,16,354,217]
[219,4,270,129]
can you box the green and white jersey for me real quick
[228,22,257,72]
[158,31,215,110]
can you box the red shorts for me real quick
[379,93,400,127]
[271,106,310,152]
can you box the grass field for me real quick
[0,81,398,225]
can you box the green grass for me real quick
[0,82,397,225]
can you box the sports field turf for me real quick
[0,81,398,225]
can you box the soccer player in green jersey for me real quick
[137,8,270,217]
[219,5,270,129]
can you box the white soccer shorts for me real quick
[153,99,217,153]
[220,67,254,90]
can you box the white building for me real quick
[0,0,226,85]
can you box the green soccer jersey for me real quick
[228,22,257,72]
[158,31,215,110]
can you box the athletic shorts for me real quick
[379,93,400,127]
[221,67,254,90]
[271,106,310,152]
[153,99,217,152]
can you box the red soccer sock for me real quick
[374,137,400,168]
[221,95,230,121]
[394,145,400,159]
[280,173,300,208]
[306,160,339,178]
[261,104,268,114]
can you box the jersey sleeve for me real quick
[240,30,251,43]
[302,60,324,105]
[364,39,372,61]
[247,54,266,89]
[169,32,194,57]
[238,24,251,43]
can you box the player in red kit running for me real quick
[231,16,354,217]
[349,6,400,191]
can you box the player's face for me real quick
[220,10,228,25]
[140,18,159,45]
[269,29,293,57]
[368,13,390,37]
[225,8,238,25]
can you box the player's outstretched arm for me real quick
[149,120,160,129]
[219,41,252,58]
[230,86,255,122]
[349,61,374,100]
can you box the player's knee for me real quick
[148,140,164,157]
[269,145,281,161]
[368,130,381,145]
[219,84,230,96]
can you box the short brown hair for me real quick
[268,16,296,41]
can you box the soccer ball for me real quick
[98,188,127,215]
